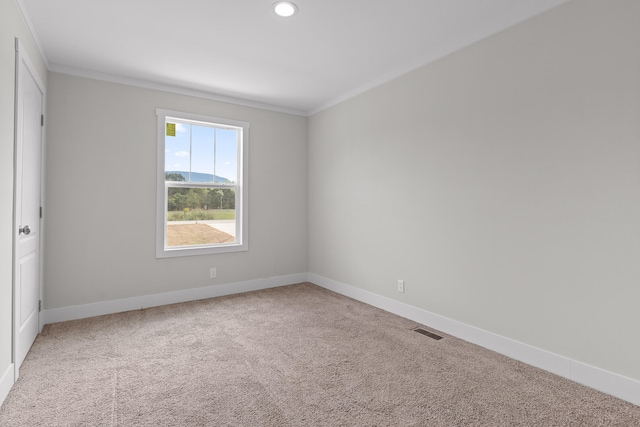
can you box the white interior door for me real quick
[14,39,44,374]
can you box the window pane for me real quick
[165,122,190,179]
[166,187,236,248]
[215,128,238,183]
[191,125,215,182]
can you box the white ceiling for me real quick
[19,0,569,116]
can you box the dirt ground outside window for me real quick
[167,223,234,247]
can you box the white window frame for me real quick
[156,108,249,258]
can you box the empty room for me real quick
[1,0,640,425]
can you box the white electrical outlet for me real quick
[210,268,217,279]
[397,279,405,293]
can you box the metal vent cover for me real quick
[414,328,443,340]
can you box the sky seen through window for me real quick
[165,121,238,183]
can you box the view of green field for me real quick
[167,208,235,222]
[164,173,237,247]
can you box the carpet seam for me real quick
[111,368,118,426]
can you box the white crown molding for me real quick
[308,0,572,116]
[308,273,640,407]
[48,63,308,117]
[16,0,570,118]
[17,0,306,117]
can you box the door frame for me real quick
[13,37,46,381]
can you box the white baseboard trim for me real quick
[0,363,14,408]
[36,272,640,407]
[41,273,308,326]
[308,273,640,407]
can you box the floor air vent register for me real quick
[413,328,443,340]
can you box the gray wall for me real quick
[308,0,640,381]
[43,73,308,309]
[0,0,47,386]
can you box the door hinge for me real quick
[41,114,44,127]
[39,300,42,312]
[40,206,43,219]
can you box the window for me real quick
[156,109,249,257]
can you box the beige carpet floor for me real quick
[1,283,639,426]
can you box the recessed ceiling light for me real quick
[273,1,298,18]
